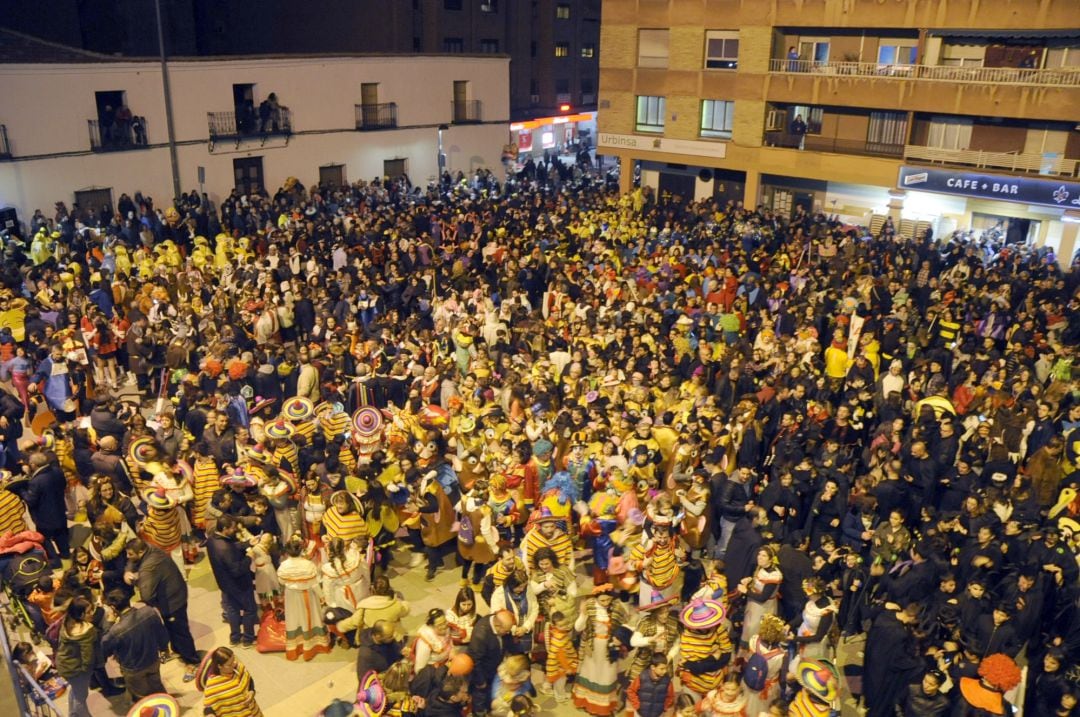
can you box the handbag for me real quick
[255,608,286,653]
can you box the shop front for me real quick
[508,111,597,161]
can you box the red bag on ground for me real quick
[256,608,286,653]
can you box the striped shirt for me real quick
[203,662,262,717]
[630,542,680,589]
[322,508,369,541]
[273,443,298,474]
[522,528,573,571]
[677,628,728,694]
[191,458,219,529]
[0,491,27,535]
[142,508,182,551]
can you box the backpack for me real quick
[742,647,783,692]
[457,512,475,546]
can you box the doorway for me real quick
[74,188,114,217]
[94,91,126,146]
[383,158,408,180]
[233,83,256,134]
[319,164,346,188]
[233,157,264,195]
[658,172,695,202]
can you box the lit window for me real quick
[581,44,595,58]
[555,43,569,58]
[704,31,739,70]
[636,95,665,133]
[638,29,669,68]
[556,4,570,19]
[700,100,734,139]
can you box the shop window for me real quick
[638,29,669,68]
[704,31,739,69]
[701,100,734,139]
[636,95,665,133]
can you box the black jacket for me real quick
[355,628,401,684]
[25,464,67,531]
[128,545,188,617]
[205,531,255,596]
[466,617,506,685]
[101,606,169,671]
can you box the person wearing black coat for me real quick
[422,675,470,717]
[89,402,127,444]
[466,611,514,716]
[124,539,200,670]
[0,386,25,468]
[722,508,767,590]
[778,531,814,623]
[863,604,924,717]
[205,516,258,645]
[881,541,938,605]
[354,621,402,686]
[24,451,69,563]
[715,467,753,559]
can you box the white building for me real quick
[0,29,509,222]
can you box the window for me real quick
[636,95,665,133]
[444,0,462,10]
[581,43,595,58]
[555,42,569,58]
[797,38,830,65]
[877,43,917,66]
[413,37,421,52]
[638,29,669,68]
[443,37,464,53]
[556,4,570,19]
[700,100,734,139]
[705,30,739,69]
[480,0,497,12]
[556,79,570,94]
[581,78,595,94]
[867,111,908,147]
[480,39,500,54]
[791,106,824,134]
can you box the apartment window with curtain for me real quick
[867,111,908,149]
[581,44,595,58]
[555,42,569,58]
[556,4,570,19]
[701,100,734,139]
[704,30,739,69]
[480,39,500,54]
[877,42,918,66]
[636,95,666,132]
[792,105,824,134]
[638,29,670,68]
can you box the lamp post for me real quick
[155,0,182,203]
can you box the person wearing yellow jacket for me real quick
[824,329,851,383]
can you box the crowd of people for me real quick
[0,164,1078,717]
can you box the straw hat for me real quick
[143,488,177,511]
[679,598,726,630]
[282,397,315,423]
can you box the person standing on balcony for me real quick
[787,46,800,71]
[790,114,808,150]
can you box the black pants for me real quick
[41,528,70,563]
[161,609,199,664]
[222,588,259,643]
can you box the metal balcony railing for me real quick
[451,100,482,124]
[208,107,293,141]
[88,118,149,152]
[763,132,904,158]
[0,125,9,159]
[355,102,398,130]
[903,145,1080,177]
[768,58,1080,86]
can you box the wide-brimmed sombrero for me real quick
[246,444,273,464]
[128,436,158,466]
[680,598,726,630]
[222,468,256,488]
[127,693,179,717]
[265,419,296,440]
[795,658,839,704]
[144,488,177,511]
[282,397,315,423]
[249,396,277,416]
[174,460,193,486]
[352,407,383,437]
[640,590,678,612]
[355,669,387,717]
[193,649,215,691]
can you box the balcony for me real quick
[903,145,1080,178]
[769,58,1080,86]
[0,125,9,159]
[207,108,292,148]
[355,102,397,130]
[88,118,150,152]
[451,100,482,124]
[764,131,904,159]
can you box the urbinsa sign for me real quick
[898,166,1080,209]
